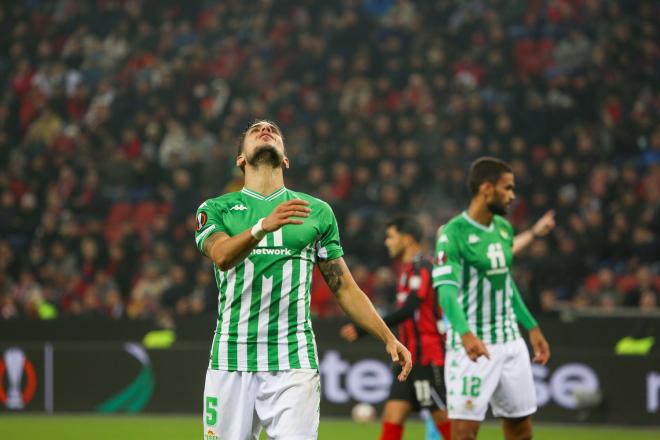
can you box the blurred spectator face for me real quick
[542,159,558,179]
[195,269,211,286]
[599,294,616,312]
[597,268,615,289]
[635,267,652,288]
[510,137,526,156]
[171,266,186,284]
[540,289,557,311]
[109,245,124,260]
[466,135,482,155]
[173,169,191,189]
[144,264,160,280]
[1,190,14,207]
[354,167,371,185]
[381,185,401,208]
[189,296,204,314]
[237,121,288,171]
[530,240,548,258]
[106,289,122,308]
[308,165,325,186]
[559,237,576,254]
[561,158,578,177]
[378,160,396,180]
[496,115,512,134]
[345,214,364,233]
[640,290,657,312]
[81,238,98,260]
[0,243,14,272]
[51,241,67,259]
[153,242,170,260]
[442,139,459,158]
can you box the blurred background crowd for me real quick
[0,0,658,325]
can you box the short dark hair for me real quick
[387,214,423,242]
[236,119,285,173]
[468,157,513,195]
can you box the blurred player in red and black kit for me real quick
[341,215,451,440]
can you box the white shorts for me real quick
[203,369,320,440]
[445,338,537,421]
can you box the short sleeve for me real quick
[315,202,344,261]
[194,199,226,254]
[432,224,462,288]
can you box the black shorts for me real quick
[388,364,447,411]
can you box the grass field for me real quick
[1,415,659,439]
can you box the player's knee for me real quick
[381,409,407,425]
[431,409,449,425]
[504,417,533,440]
[452,424,478,440]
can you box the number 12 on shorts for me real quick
[205,396,218,425]
[461,376,481,397]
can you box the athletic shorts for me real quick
[203,369,320,440]
[445,338,537,421]
[388,364,447,412]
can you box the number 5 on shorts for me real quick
[205,396,218,425]
[461,376,481,397]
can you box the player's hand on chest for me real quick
[223,199,320,251]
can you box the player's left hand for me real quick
[339,323,359,342]
[532,210,556,237]
[529,327,550,365]
[386,339,412,381]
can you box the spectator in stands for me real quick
[0,0,657,321]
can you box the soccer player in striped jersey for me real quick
[433,157,550,440]
[340,215,451,440]
[195,120,411,440]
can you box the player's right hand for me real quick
[532,210,556,237]
[262,199,310,232]
[461,332,490,362]
[339,324,358,342]
[386,339,412,381]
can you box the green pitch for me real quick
[0,415,658,439]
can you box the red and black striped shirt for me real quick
[394,254,445,366]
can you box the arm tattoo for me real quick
[318,259,344,294]
[203,232,223,258]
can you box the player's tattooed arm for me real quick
[318,258,344,293]
[202,231,225,258]
[202,231,258,270]
[320,256,412,381]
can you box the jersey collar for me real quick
[462,211,494,232]
[241,186,287,201]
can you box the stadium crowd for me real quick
[0,0,658,323]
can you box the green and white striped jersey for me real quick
[432,212,521,348]
[194,187,343,372]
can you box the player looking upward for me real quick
[194,120,411,440]
[340,215,451,440]
[433,157,550,440]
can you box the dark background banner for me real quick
[0,316,659,425]
[1,315,658,348]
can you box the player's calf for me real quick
[502,416,533,440]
